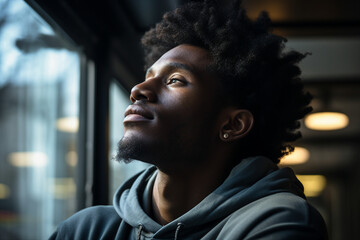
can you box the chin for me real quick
[115,134,157,164]
[115,135,141,163]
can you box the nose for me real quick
[130,80,157,103]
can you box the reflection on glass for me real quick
[0,0,81,239]
[108,81,150,201]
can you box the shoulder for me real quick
[49,206,122,239]
[244,191,315,217]
[64,205,120,225]
[220,192,328,240]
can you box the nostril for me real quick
[130,90,149,102]
[130,84,156,103]
[130,85,143,102]
[136,93,148,101]
[130,95,136,103]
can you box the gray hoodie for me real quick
[50,156,328,239]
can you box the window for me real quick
[0,0,83,239]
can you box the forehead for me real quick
[150,44,212,73]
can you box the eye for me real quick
[167,77,186,85]
[169,78,180,84]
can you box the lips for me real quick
[124,104,154,123]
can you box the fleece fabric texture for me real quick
[49,156,328,240]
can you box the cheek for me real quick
[159,93,200,124]
[160,88,208,112]
[156,86,221,134]
[160,101,218,136]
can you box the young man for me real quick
[50,1,328,239]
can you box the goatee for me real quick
[115,136,144,163]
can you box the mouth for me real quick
[123,104,154,123]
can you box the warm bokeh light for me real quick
[305,112,349,131]
[48,178,76,199]
[56,117,79,133]
[297,175,327,197]
[280,147,310,165]
[0,183,10,199]
[66,150,78,167]
[8,152,48,167]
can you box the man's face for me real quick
[117,44,223,172]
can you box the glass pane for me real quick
[0,0,82,239]
[109,80,150,201]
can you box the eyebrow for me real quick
[146,62,195,77]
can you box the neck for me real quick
[151,155,233,225]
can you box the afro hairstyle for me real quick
[141,0,312,163]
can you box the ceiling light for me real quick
[8,152,48,167]
[296,175,326,197]
[305,112,349,131]
[280,147,309,165]
[56,117,79,133]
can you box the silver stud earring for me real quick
[223,133,229,139]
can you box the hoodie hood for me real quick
[113,156,305,239]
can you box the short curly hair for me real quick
[141,0,312,163]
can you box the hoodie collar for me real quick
[113,156,305,239]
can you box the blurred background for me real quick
[0,0,359,239]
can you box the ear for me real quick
[219,108,254,142]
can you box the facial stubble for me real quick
[115,120,216,172]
